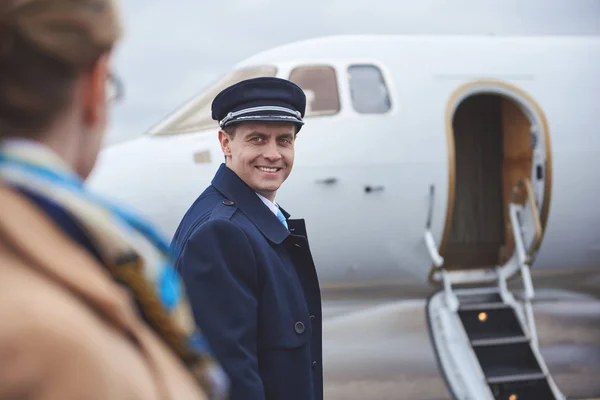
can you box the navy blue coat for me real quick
[171,164,323,400]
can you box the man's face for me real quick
[219,121,296,201]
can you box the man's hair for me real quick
[222,124,237,138]
[221,122,299,139]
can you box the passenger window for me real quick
[288,66,340,116]
[347,65,391,114]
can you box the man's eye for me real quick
[250,137,262,142]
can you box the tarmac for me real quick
[321,288,600,400]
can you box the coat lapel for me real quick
[211,164,291,245]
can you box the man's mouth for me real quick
[256,166,281,173]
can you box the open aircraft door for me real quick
[424,82,562,400]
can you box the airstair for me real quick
[424,179,565,400]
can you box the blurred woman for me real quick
[0,1,226,399]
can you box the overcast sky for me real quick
[105,0,600,144]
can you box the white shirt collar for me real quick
[255,192,279,216]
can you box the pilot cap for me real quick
[0,0,122,66]
[211,77,306,131]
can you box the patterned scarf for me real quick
[0,139,228,399]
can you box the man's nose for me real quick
[263,142,282,161]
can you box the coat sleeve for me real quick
[177,218,265,400]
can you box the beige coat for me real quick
[0,185,208,400]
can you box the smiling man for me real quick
[171,77,323,400]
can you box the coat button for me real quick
[310,315,315,321]
[294,321,305,334]
[312,361,317,370]
[222,200,234,206]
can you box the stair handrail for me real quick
[424,184,444,268]
[509,178,543,348]
[510,178,543,264]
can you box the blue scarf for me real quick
[0,140,228,399]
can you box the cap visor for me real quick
[223,115,304,127]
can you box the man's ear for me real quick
[218,129,232,159]
[82,53,110,127]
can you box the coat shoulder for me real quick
[172,186,241,247]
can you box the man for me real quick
[171,77,323,400]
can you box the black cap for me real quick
[211,77,306,130]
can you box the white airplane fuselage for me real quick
[89,35,600,291]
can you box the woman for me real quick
[0,1,226,399]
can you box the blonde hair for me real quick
[0,0,122,136]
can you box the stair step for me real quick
[474,342,543,382]
[487,372,546,384]
[460,302,510,311]
[453,285,499,295]
[456,290,503,305]
[488,375,556,400]
[459,308,524,341]
[472,335,529,347]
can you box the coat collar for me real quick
[211,164,290,244]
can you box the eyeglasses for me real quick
[106,72,124,104]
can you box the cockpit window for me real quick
[151,65,278,135]
[288,66,340,117]
[347,64,391,114]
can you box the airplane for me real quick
[88,34,600,400]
